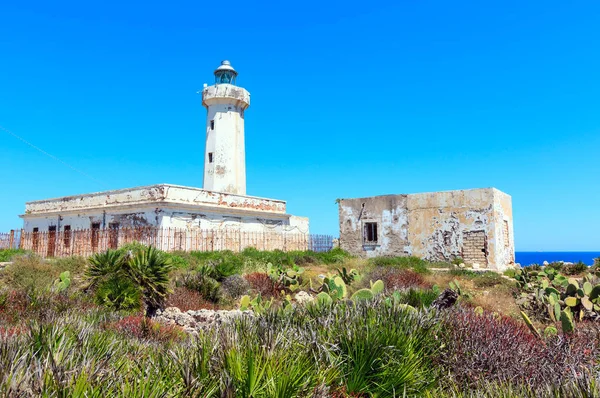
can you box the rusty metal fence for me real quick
[0,228,334,258]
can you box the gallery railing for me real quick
[0,228,335,258]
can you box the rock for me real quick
[472,263,480,270]
[294,291,313,304]
[153,307,253,333]
[543,261,549,266]
[459,263,465,268]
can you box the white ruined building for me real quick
[20,61,309,254]
[338,188,515,271]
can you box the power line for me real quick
[0,124,108,187]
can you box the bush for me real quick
[563,261,588,275]
[95,276,142,311]
[4,254,57,290]
[181,272,221,303]
[165,287,216,311]
[220,274,250,299]
[244,272,280,298]
[51,256,88,279]
[395,288,439,308]
[0,249,26,262]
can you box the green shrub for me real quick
[0,249,26,262]
[95,276,141,311]
[563,261,588,275]
[4,254,57,290]
[181,272,221,303]
[394,288,439,308]
[51,256,88,278]
[220,275,250,299]
[86,247,172,316]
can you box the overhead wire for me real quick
[0,124,107,187]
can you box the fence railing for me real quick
[0,228,335,258]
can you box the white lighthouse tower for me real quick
[201,60,250,195]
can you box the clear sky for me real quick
[1,1,599,251]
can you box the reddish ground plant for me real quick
[385,269,431,290]
[368,267,431,291]
[244,272,280,297]
[107,315,185,343]
[165,287,219,311]
[0,325,25,338]
[438,306,600,389]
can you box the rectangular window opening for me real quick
[363,222,378,244]
[91,223,101,252]
[208,152,214,163]
[210,120,215,130]
[63,225,71,248]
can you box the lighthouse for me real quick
[201,60,250,195]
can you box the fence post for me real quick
[9,230,15,249]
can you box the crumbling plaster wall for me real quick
[491,189,515,270]
[338,188,514,271]
[407,189,495,265]
[338,195,409,258]
[22,206,304,234]
[24,184,286,216]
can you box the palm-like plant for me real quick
[85,249,124,289]
[126,246,173,316]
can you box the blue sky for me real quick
[1,1,599,251]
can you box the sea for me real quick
[516,252,600,266]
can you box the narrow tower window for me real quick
[210,120,215,130]
[208,152,214,163]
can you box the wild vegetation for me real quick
[1,246,600,397]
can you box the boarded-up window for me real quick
[47,226,57,257]
[462,230,487,266]
[503,220,510,248]
[363,222,378,244]
[63,225,71,248]
[91,223,101,252]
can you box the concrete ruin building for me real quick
[338,188,514,271]
[20,61,308,254]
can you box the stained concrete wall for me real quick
[338,188,515,271]
[338,195,409,258]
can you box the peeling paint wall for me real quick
[338,195,409,258]
[21,184,309,245]
[24,184,287,216]
[338,188,515,271]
